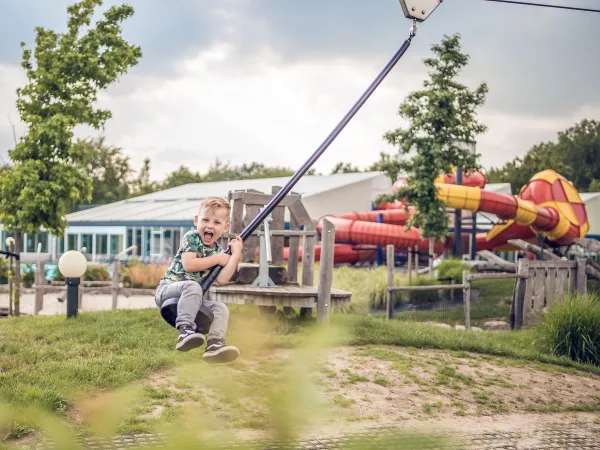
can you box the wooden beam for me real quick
[302,220,317,286]
[271,186,285,265]
[477,250,517,271]
[507,239,562,261]
[574,237,600,254]
[287,215,300,284]
[288,197,313,227]
[386,244,394,320]
[317,218,335,324]
[229,191,298,207]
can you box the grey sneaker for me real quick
[202,339,240,363]
[176,325,205,352]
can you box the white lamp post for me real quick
[58,250,87,318]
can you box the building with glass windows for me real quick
[3,172,393,263]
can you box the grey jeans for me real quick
[155,280,229,341]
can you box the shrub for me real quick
[126,264,168,289]
[436,258,470,283]
[53,263,111,282]
[0,257,8,284]
[537,293,600,366]
[21,265,35,288]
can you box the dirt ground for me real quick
[81,344,599,448]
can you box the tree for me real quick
[0,0,141,233]
[161,165,204,190]
[76,136,133,206]
[131,158,157,197]
[201,159,296,182]
[331,162,360,174]
[487,119,600,193]
[378,33,488,240]
[0,0,141,313]
[367,151,403,184]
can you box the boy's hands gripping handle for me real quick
[200,30,417,295]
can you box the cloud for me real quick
[0,0,598,184]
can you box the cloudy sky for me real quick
[1,0,599,181]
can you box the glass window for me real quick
[135,229,142,256]
[145,228,151,256]
[151,232,161,255]
[95,234,108,255]
[26,234,36,253]
[81,234,93,253]
[38,232,48,253]
[67,234,78,250]
[110,235,123,255]
[57,236,65,254]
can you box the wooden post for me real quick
[463,271,471,329]
[14,231,21,317]
[429,239,434,280]
[576,258,587,294]
[287,215,300,284]
[7,239,14,316]
[415,245,419,276]
[34,259,45,315]
[301,220,317,286]
[112,260,120,310]
[271,186,285,265]
[407,247,412,284]
[317,219,334,324]
[387,245,394,320]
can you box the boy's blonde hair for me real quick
[198,197,231,219]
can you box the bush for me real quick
[537,293,600,366]
[0,257,8,284]
[53,263,111,282]
[436,258,470,283]
[126,263,168,288]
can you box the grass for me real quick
[2,288,600,446]
[536,292,600,365]
[330,263,515,326]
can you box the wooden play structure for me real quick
[215,186,351,320]
[3,186,351,322]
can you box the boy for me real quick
[155,197,243,363]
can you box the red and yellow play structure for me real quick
[284,169,590,264]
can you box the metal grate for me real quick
[22,424,600,450]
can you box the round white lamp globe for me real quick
[58,250,87,278]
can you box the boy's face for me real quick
[194,206,230,246]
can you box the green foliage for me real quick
[79,136,133,206]
[487,119,600,193]
[0,0,141,237]
[537,293,600,366]
[436,258,470,282]
[330,162,360,174]
[366,151,403,184]
[21,265,35,288]
[54,263,111,282]
[0,258,8,285]
[159,158,306,190]
[379,33,488,240]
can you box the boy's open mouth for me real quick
[203,231,214,240]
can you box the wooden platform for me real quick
[208,283,352,309]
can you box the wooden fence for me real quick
[385,243,591,330]
[511,258,587,329]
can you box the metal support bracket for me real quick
[251,212,275,287]
[399,0,443,22]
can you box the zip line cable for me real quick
[486,0,600,13]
